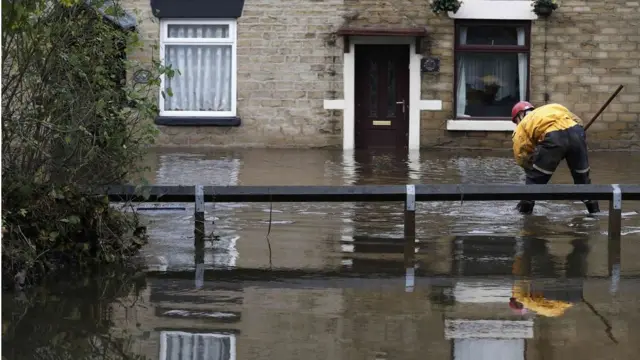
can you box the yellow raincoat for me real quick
[512,103,584,168]
[511,255,574,317]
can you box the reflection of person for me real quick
[509,233,589,317]
[510,101,600,215]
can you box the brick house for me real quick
[124,0,640,151]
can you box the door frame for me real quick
[344,37,422,151]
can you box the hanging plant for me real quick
[431,0,462,15]
[532,0,558,17]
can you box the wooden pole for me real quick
[584,85,624,131]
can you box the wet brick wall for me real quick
[125,0,639,150]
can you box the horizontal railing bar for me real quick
[145,270,640,282]
[148,276,637,292]
[100,184,640,202]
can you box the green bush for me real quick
[1,0,172,288]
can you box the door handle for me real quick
[396,100,405,114]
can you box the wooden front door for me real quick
[354,44,410,150]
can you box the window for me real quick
[160,19,237,118]
[454,339,525,360]
[160,331,235,360]
[454,21,530,120]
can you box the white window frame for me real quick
[447,20,530,132]
[159,331,236,360]
[447,0,538,20]
[159,19,238,118]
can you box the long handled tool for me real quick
[584,85,624,131]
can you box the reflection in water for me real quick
[6,149,640,359]
[160,331,234,360]
[2,268,148,360]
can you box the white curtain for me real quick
[456,27,469,117]
[164,25,232,112]
[456,26,528,117]
[164,332,232,360]
[517,28,527,102]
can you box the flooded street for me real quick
[4,149,640,359]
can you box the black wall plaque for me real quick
[421,57,440,73]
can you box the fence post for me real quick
[195,185,205,237]
[194,185,205,289]
[608,184,622,294]
[404,184,416,241]
[405,185,416,292]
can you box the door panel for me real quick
[355,44,410,150]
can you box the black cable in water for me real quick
[208,191,219,241]
[581,295,619,344]
[265,192,273,269]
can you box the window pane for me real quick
[460,26,524,46]
[163,332,233,360]
[387,59,396,117]
[369,59,378,117]
[164,45,233,112]
[168,24,230,38]
[455,52,528,118]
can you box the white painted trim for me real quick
[419,100,443,111]
[408,150,421,180]
[324,99,345,110]
[408,44,422,150]
[342,150,357,185]
[338,37,427,150]
[453,339,526,360]
[159,19,238,118]
[448,0,539,20]
[445,319,534,339]
[453,280,513,303]
[341,150,356,259]
[447,120,515,132]
[343,43,356,150]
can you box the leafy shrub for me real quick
[1,0,172,288]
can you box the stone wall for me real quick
[124,0,346,147]
[124,0,640,150]
[233,0,345,147]
[531,0,640,150]
[427,0,640,150]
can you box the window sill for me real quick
[155,116,241,127]
[447,0,538,20]
[447,119,515,132]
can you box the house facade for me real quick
[124,0,640,151]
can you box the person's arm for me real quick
[512,123,535,169]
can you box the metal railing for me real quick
[103,183,639,243]
[103,183,639,292]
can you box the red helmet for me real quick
[511,101,535,123]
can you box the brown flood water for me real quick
[3,148,640,359]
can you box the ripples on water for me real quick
[4,149,640,359]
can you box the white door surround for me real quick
[324,36,443,151]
